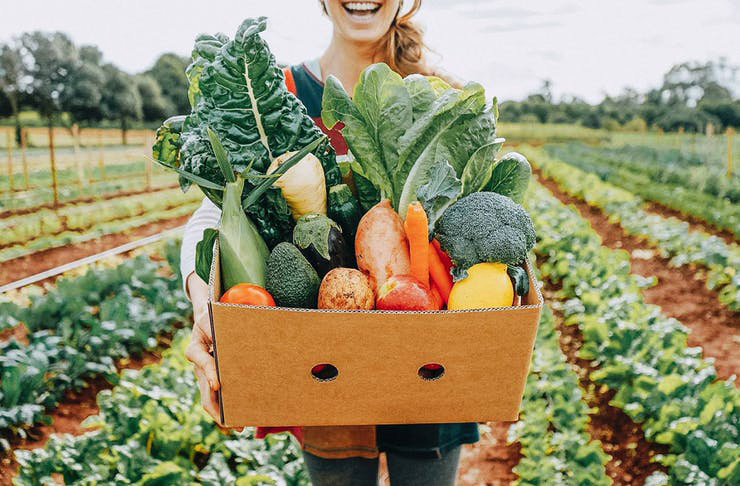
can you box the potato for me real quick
[354,199,411,293]
[318,268,375,310]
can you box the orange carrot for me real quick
[404,202,430,287]
[428,241,453,303]
[432,239,453,274]
[430,282,444,310]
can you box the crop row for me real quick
[1,187,202,247]
[0,243,190,447]
[526,182,739,484]
[13,329,309,486]
[509,306,610,485]
[544,143,740,237]
[0,199,202,263]
[526,146,740,311]
[0,174,176,213]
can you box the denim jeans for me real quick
[302,445,462,486]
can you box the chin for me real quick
[331,1,397,44]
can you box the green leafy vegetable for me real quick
[322,63,502,217]
[416,160,462,238]
[153,17,342,248]
[486,152,532,203]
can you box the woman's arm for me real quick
[180,197,222,422]
[180,197,221,297]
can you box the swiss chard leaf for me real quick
[487,152,532,203]
[416,160,462,239]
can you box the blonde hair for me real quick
[379,0,430,77]
[320,0,431,77]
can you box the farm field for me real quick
[1,124,738,485]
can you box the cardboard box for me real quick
[208,242,543,427]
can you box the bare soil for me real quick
[535,170,740,381]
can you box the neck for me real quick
[319,31,379,92]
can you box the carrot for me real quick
[403,202,430,287]
[432,239,452,274]
[430,282,444,310]
[428,241,453,303]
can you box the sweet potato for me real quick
[354,200,411,292]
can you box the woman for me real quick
[181,1,475,484]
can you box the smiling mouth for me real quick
[342,2,382,17]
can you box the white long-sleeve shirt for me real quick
[180,197,221,296]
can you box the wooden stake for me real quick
[21,128,29,189]
[145,130,152,191]
[728,127,734,178]
[5,130,13,192]
[97,129,106,181]
[49,125,59,206]
[72,124,86,187]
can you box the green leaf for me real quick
[323,64,410,201]
[149,156,225,191]
[416,160,462,239]
[461,139,504,196]
[487,151,532,203]
[207,127,235,183]
[404,74,437,120]
[397,83,491,215]
[195,228,219,284]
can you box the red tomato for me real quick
[220,284,275,306]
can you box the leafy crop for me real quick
[544,143,740,237]
[509,306,610,485]
[527,183,740,484]
[14,330,309,485]
[526,146,739,311]
[0,251,190,446]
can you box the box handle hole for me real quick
[419,363,445,381]
[311,364,338,382]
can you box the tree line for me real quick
[0,31,189,144]
[1,31,738,143]
[500,59,740,133]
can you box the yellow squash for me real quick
[447,262,514,310]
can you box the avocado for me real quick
[265,242,321,308]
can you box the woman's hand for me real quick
[184,272,221,422]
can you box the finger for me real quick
[197,368,221,423]
[185,331,220,391]
[186,343,220,391]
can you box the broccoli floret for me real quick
[435,192,536,281]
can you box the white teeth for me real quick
[344,2,380,12]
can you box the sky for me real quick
[1,0,738,102]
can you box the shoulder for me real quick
[283,62,324,118]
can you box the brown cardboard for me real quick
[208,242,543,427]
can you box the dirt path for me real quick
[456,423,520,485]
[534,170,740,381]
[0,213,190,287]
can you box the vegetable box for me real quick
[207,241,543,427]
